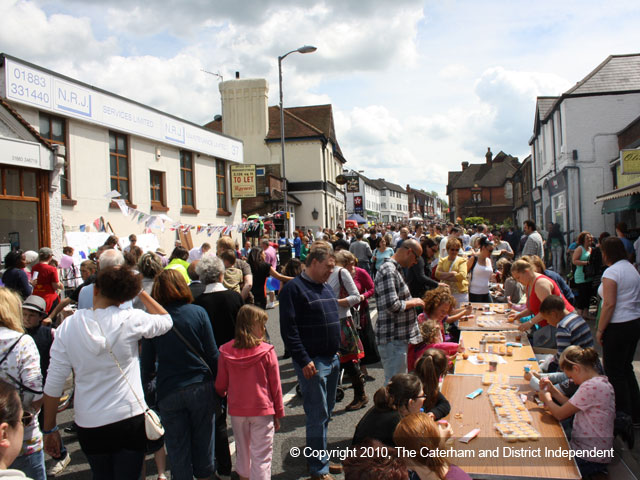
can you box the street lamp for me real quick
[278,45,317,238]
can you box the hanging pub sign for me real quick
[230,164,257,198]
[346,176,360,192]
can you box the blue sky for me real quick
[2,0,640,198]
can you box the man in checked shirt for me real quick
[374,239,426,384]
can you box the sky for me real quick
[2,0,640,198]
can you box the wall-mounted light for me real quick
[155,147,162,160]
[311,208,319,220]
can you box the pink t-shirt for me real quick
[568,375,615,463]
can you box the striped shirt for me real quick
[374,259,421,345]
[555,312,594,361]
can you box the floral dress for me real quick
[0,327,43,456]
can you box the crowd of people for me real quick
[0,217,637,480]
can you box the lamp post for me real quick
[278,45,317,238]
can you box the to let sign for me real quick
[230,164,257,198]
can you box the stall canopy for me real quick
[347,213,368,224]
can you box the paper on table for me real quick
[468,355,508,365]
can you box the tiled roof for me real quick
[566,54,640,96]
[374,178,406,193]
[536,97,559,121]
[449,152,519,189]
[0,98,54,150]
[267,105,345,162]
[205,104,346,162]
[203,117,222,132]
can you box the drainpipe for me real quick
[551,117,557,175]
[322,141,328,227]
[564,165,582,236]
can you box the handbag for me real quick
[96,324,164,440]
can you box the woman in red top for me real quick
[31,248,63,314]
[509,259,574,332]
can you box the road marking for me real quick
[283,383,298,405]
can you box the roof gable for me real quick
[0,98,54,150]
[566,54,640,96]
[266,104,345,161]
[449,152,519,189]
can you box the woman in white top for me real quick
[42,266,172,480]
[0,380,35,480]
[0,289,44,480]
[467,236,495,303]
[327,251,367,412]
[596,237,640,424]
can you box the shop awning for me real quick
[600,194,640,213]
[595,182,640,213]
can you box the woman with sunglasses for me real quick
[0,288,44,480]
[467,236,495,303]
[435,239,468,304]
[0,380,36,479]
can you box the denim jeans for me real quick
[158,381,216,480]
[551,245,564,274]
[85,449,144,480]
[293,355,340,476]
[378,339,408,385]
[10,449,46,480]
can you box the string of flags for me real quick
[85,190,284,237]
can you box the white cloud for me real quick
[0,0,117,64]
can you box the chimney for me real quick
[486,147,493,166]
[461,161,469,171]
[219,78,270,163]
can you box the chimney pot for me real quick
[486,147,493,165]
[235,71,240,79]
[461,161,469,170]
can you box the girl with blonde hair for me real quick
[0,288,45,479]
[215,305,284,480]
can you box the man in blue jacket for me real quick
[280,246,340,480]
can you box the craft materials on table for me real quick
[487,383,540,442]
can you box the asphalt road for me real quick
[47,301,386,480]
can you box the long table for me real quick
[458,303,520,331]
[454,331,540,377]
[441,375,580,479]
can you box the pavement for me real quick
[44,301,640,479]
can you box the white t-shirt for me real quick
[469,257,493,295]
[597,260,640,323]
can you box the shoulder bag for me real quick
[96,324,164,440]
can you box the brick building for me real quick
[447,148,519,223]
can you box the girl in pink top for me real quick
[215,305,284,480]
[539,345,614,478]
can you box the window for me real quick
[504,182,513,199]
[216,159,227,212]
[149,170,168,211]
[39,113,71,201]
[109,131,131,201]
[180,150,197,212]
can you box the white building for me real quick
[0,54,244,256]
[210,78,347,232]
[344,170,381,223]
[374,179,408,223]
[530,54,640,240]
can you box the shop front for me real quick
[0,134,54,258]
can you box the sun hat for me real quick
[22,295,47,315]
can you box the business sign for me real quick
[354,195,363,213]
[621,149,640,175]
[0,137,45,170]
[3,57,242,163]
[230,164,256,198]
[346,176,360,192]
